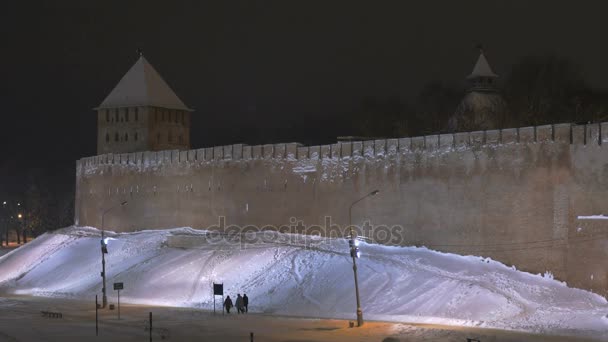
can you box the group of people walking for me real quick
[223,293,248,314]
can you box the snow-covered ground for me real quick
[0,226,606,340]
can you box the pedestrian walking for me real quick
[243,293,249,313]
[224,295,233,314]
[235,294,245,314]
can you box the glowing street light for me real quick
[348,189,379,327]
[1,202,6,246]
[100,200,127,308]
[16,212,25,244]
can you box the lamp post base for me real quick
[357,308,364,327]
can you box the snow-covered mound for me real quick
[0,226,606,337]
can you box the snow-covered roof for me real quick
[467,51,498,79]
[97,55,192,111]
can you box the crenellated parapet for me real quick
[74,121,608,296]
[77,122,608,170]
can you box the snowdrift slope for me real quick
[0,226,606,338]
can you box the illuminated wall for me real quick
[75,122,608,295]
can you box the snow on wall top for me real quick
[76,122,607,170]
[97,55,192,111]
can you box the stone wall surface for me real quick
[75,123,608,295]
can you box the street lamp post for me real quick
[17,213,23,245]
[348,189,379,327]
[100,200,127,308]
[2,201,13,247]
[16,203,22,245]
[1,201,6,246]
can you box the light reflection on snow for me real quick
[0,225,607,336]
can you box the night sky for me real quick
[2,1,608,176]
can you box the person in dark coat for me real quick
[243,293,249,313]
[224,295,233,314]
[235,294,245,314]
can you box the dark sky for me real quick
[2,0,608,173]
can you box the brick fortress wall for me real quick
[75,122,608,295]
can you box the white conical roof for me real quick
[97,56,192,111]
[467,52,498,79]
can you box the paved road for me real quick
[0,296,601,342]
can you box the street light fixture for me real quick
[100,200,127,308]
[16,212,25,244]
[1,201,6,246]
[348,189,379,327]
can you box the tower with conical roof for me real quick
[449,47,508,132]
[95,53,193,154]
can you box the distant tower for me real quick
[449,47,508,132]
[95,53,193,155]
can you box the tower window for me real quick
[105,133,110,142]
[135,132,138,141]
[179,134,183,144]
[168,131,173,143]
[162,111,166,122]
[115,109,119,122]
[155,110,158,123]
[157,132,161,143]
[134,107,139,121]
[174,111,178,123]
[181,112,185,124]
[106,110,109,122]
[125,133,128,141]
[125,108,129,122]
[115,133,119,142]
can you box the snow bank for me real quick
[578,215,608,220]
[0,226,607,337]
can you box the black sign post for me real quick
[95,295,98,336]
[113,282,124,319]
[213,283,223,315]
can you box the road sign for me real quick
[213,283,224,315]
[213,283,223,295]
[113,283,124,320]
